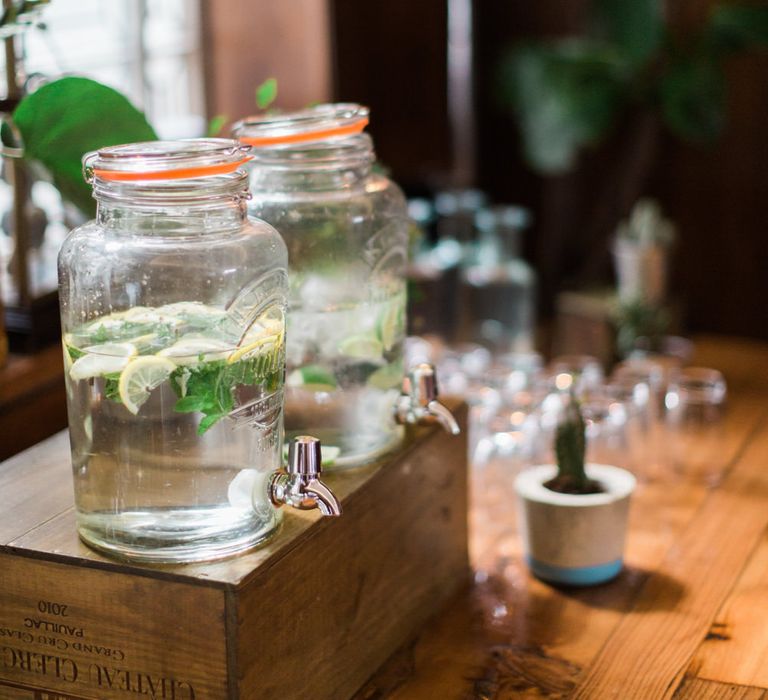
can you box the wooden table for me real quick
[355,335,768,700]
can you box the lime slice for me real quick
[118,356,177,414]
[158,337,232,365]
[287,365,337,392]
[338,334,384,361]
[367,361,404,390]
[377,301,404,352]
[69,342,138,381]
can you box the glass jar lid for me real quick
[233,103,369,147]
[83,139,252,182]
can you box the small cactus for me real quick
[545,394,602,494]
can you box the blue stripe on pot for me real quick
[528,556,623,586]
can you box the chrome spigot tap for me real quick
[269,436,342,516]
[394,363,461,435]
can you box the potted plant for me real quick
[612,198,675,357]
[498,1,768,309]
[514,393,635,585]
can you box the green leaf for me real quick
[660,58,725,144]
[500,40,628,174]
[705,4,768,54]
[12,77,157,216]
[104,376,121,403]
[197,413,225,436]
[593,0,664,65]
[65,344,85,361]
[255,77,278,110]
[207,114,227,137]
[174,395,208,413]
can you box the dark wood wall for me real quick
[656,1,768,340]
[329,1,768,339]
[330,0,452,190]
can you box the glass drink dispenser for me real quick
[58,139,339,563]
[234,105,411,468]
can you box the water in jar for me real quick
[284,274,406,469]
[63,301,285,562]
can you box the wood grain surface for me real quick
[355,336,768,700]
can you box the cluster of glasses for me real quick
[406,191,536,354]
[406,337,728,491]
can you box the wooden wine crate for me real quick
[0,404,469,700]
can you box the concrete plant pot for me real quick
[613,239,669,306]
[514,463,636,586]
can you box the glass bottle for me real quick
[58,139,289,562]
[407,197,465,339]
[460,205,536,353]
[234,105,409,468]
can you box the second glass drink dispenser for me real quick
[234,105,411,468]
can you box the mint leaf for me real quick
[255,78,278,110]
[197,413,225,436]
[170,352,281,433]
[66,345,85,361]
[104,373,122,403]
[174,395,208,413]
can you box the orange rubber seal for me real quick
[238,117,369,147]
[92,157,252,182]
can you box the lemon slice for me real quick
[258,317,284,335]
[287,365,337,392]
[377,301,404,352]
[158,337,232,365]
[69,343,138,381]
[227,332,282,364]
[338,335,384,361]
[118,356,177,415]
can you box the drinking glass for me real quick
[581,391,631,472]
[471,400,540,548]
[665,368,727,483]
[548,354,604,396]
[606,369,660,479]
[436,342,492,397]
